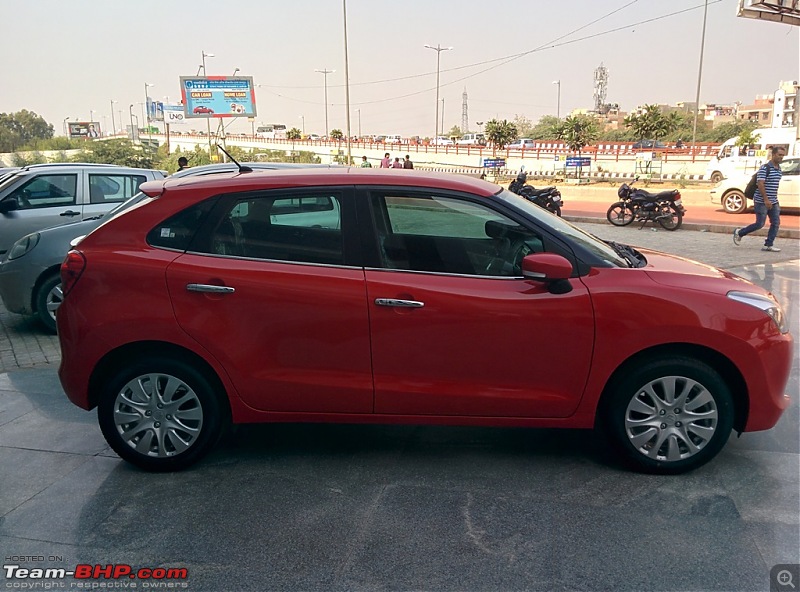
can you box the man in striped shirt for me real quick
[733,145,786,252]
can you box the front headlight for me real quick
[727,291,788,334]
[7,233,40,260]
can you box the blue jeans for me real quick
[739,202,780,247]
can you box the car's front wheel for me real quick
[98,357,227,471]
[722,190,748,214]
[602,357,734,474]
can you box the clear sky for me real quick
[1,0,797,137]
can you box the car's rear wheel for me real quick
[606,202,634,226]
[602,357,734,474]
[35,273,62,334]
[98,357,226,472]
[722,190,747,214]
[656,203,683,230]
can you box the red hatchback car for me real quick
[57,169,793,473]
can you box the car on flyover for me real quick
[0,162,340,333]
[709,156,800,214]
[56,168,792,474]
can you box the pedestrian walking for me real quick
[360,156,372,168]
[403,154,414,169]
[391,157,403,169]
[380,153,391,168]
[733,145,786,252]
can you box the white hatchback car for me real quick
[709,157,800,214]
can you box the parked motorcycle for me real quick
[606,178,686,231]
[508,171,563,216]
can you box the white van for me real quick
[705,127,798,182]
[457,133,486,146]
[383,134,402,144]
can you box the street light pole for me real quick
[110,99,117,135]
[63,117,70,137]
[300,115,305,135]
[201,50,214,76]
[315,68,334,137]
[342,0,352,164]
[357,109,361,138]
[424,44,453,147]
[691,0,709,149]
[232,67,240,76]
[129,105,135,141]
[552,80,561,119]
[144,82,154,150]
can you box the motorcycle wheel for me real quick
[554,206,562,217]
[606,202,634,226]
[657,203,683,231]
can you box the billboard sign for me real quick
[163,104,189,126]
[147,98,164,122]
[68,121,101,139]
[180,76,257,118]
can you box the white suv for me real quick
[457,133,486,146]
[0,163,165,256]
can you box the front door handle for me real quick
[186,283,235,294]
[60,210,81,217]
[374,298,424,308]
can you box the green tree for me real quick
[623,104,670,141]
[330,129,344,141]
[287,127,302,140]
[72,139,157,168]
[512,115,535,138]
[529,115,562,140]
[556,115,599,178]
[485,119,517,150]
[735,128,761,151]
[448,125,462,138]
[0,110,55,152]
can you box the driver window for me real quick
[372,192,543,277]
[9,174,77,209]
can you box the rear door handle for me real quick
[186,283,235,294]
[374,298,424,308]
[60,210,81,217]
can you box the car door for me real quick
[778,158,800,207]
[362,189,595,418]
[163,187,374,414]
[0,171,82,255]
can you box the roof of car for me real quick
[141,167,500,198]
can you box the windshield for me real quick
[494,188,629,267]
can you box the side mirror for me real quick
[521,253,573,294]
[0,198,19,214]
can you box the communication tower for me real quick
[594,63,608,114]
[462,87,469,134]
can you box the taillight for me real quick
[61,250,86,297]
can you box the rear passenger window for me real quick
[205,193,343,265]
[89,174,147,203]
[147,197,219,251]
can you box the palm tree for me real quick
[556,115,599,179]
[485,119,517,151]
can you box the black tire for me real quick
[554,206,562,217]
[722,190,747,214]
[34,273,62,334]
[709,171,724,183]
[606,202,634,226]
[601,356,734,474]
[657,203,683,231]
[98,357,227,472]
